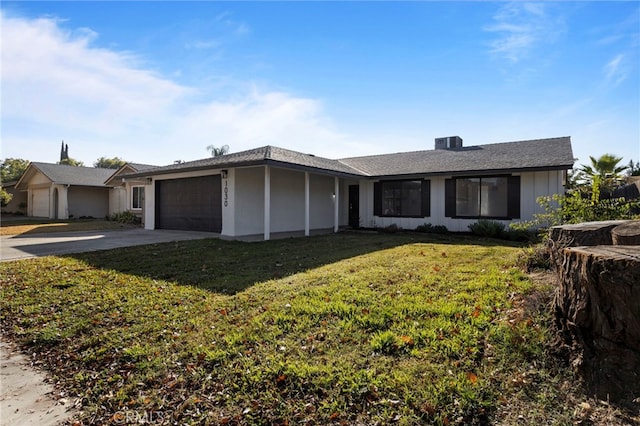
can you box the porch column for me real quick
[264,165,271,241]
[58,185,69,220]
[334,177,339,232]
[304,172,310,236]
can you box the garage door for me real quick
[31,188,50,217]
[155,175,222,232]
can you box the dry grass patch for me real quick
[0,219,135,236]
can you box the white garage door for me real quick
[31,189,50,217]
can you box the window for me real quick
[445,176,519,219]
[132,186,144,210]
[374,180,430,217]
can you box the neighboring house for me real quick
[104,163,158,221]
[123,136,574,240]
[16,163,115,219]
[1,181,28,214]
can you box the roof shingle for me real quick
[124,136,574,179]
[22,163,115,187]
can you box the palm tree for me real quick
[578,153,628,196]
[207,145,229,157]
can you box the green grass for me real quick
[0,232,601,424]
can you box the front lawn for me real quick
[0,233,630,425]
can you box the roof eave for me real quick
[123,158,366,180]
[368,164,573,180]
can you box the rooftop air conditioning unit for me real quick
[435,136,463,150]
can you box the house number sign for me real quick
[224,180,228,207]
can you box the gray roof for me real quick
[127,163,158,172]
[104,162,160,185]
[125,136,574,179]
[341,136,574,177]
[19,162,114,188]
[125,146,364,178]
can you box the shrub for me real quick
[415,223,448,234]
[109,211,141,224]
[468,219,506,238]
[379,224,399,233]
[511,192,640,238]
[0,188,13,207]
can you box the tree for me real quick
[207,144,229,157]
[1,158,30,183]
[59,158,84,167]
[577,153,628,196]
[94,157,126,169]
[627,160,640,177]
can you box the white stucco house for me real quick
[15,162,157,220]
[123,136,574,240]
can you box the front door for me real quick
[348,185,359,229]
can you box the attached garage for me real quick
[31,188,50,217]
[155,175,222,232]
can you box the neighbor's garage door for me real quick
[155,175,221,232]
[31,188,50,217]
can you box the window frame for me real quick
[131,185,145,210]
[374,179,430,218]
[445,175,520,220]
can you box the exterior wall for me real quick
[308,174,335,229]
[52,184,69,219]
[233,166,265,236]
[30,187,50,217]
[361,170,566,232]
[219,166,343,238]
[68,186,110,218]
[270,168,306,232]
[109,187,127,215]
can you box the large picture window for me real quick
[445,176,520,219]
[132,186,144,210]
[374,180,430,217]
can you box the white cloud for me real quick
[0,12,361,166]
[604,53,629,87]
[485,2,565,63]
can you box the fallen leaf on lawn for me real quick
[467,372,478,384]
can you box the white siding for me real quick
[270,168,305,232]
[68,187,110,219]
[31,188,50,217]
[234,167,265,236]
[109,187,127,215]
[309,174,335,229]
[359,171,566,232]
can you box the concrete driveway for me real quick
[1,228,218,261]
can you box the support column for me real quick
[304,172,310,236]
[334,177,339,233]
[58,185,69,219]
[264,165,271,241]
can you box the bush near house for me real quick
[108,211,142,225]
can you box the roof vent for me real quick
[435,136,463,150]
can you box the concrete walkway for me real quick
[1,228,218,261]
[0,339,76,426]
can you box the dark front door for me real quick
[155,175,222,232]
[348,185,359,229]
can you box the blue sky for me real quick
[1,2,639,170]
